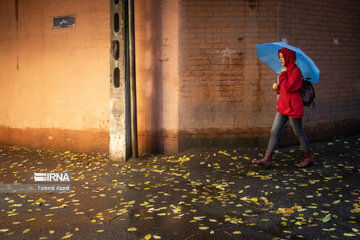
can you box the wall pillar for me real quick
[109,0,131,161]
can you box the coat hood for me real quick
[278,47,297,70]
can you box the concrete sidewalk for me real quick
[0,135,360,240]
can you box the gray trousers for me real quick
[267,112,310,152]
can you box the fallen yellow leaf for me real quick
[61,233,73,239]
[344,233,356,237]
[199,226,209,230]
[350,208,360,213]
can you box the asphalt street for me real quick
[0,135,359,240]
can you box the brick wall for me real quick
[179,0,279,150]
[178,0,360,151]
[278,0,360,144]
[1,0,358,154]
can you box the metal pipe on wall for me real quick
[128,0,138,159]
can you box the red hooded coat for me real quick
[275,48,304,118]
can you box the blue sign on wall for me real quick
[53,15,75,29]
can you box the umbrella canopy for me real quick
[256,42,320,84]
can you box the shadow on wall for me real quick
[135,0,164,154]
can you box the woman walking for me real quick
[252,47,313,168]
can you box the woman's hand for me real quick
[272,83,279,90]
[281,66,287,72]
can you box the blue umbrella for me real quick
[256,42,320,84]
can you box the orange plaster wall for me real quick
[0,0,110,152]
[135,0,179,155]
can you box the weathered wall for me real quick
[135,0,179,155]
[1,0,359,155]
[178,0,360,151]
[278,0,360,144]
[0,0,110,152]
[179,0,278,150]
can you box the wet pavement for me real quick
[0,135,360,240]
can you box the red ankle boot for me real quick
[297,151,313,168]
[252,150,273,168]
